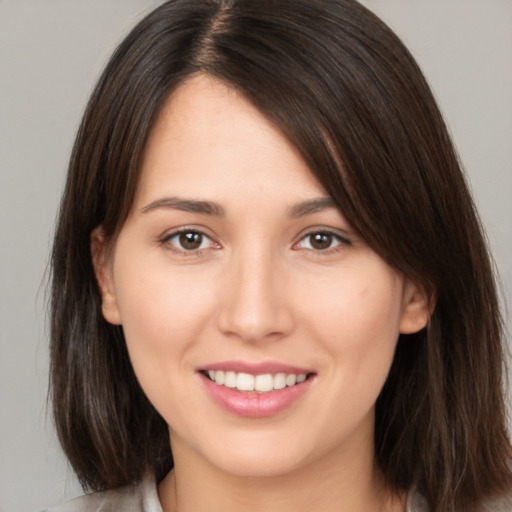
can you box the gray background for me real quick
[0,1,510,511]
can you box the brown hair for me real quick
[50,1,512,510]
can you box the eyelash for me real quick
[159,228,351,256]
[293,230,351,253]
[159,228,219,256]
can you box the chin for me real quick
[188,427,326,479]
[210,450,310,479]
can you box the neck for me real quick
[158,427,405,512]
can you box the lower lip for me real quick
[199,373,314,418]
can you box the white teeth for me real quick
[237,372,255,391]
[255,374,273,392]
[273,373,287,390]
[207,370,309,393]
[224,371,237,388]
[285,374,297,387]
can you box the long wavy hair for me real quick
[50,1,512,511]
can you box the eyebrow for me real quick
[141,195,337,218]
[141,197,225,216]
[289,197,337,217]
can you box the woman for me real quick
[47,0,512,511]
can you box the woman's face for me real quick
[94,75,428,478]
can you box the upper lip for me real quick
[197,360,315,375]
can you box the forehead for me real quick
[133,74,327,210]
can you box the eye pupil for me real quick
[310,233,332,250]
[179,232,203,250]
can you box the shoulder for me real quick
[39,473,162,512]
[407,490,428,512]
[480,490,512,512]
[407,488,512,512]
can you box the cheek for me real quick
[112,258,223,430]
[300,262,404,391]
[295,267,404,443]
[305,269,402,343]
[111,252,218,378]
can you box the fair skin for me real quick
[93,74,429,512]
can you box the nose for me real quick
[216,249,295,343]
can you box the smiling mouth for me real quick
[201,370,314,394]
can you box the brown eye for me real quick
[165,230,214,252]
[179,232,203,250]
[309,233,334,250]
[295,231,348,252]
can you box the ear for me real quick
[90,227,122,325]
[399,279,434,334]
